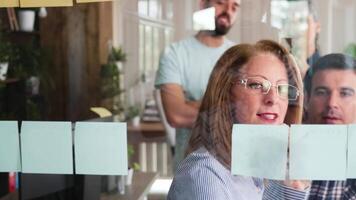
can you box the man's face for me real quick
[205,0,240,35]
[306,69,356,124]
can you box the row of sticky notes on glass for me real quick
[1,0,112,7]
[0,121,127,175]
[231,124,356,181]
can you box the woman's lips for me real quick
[323,116,342,124]
[257,113,278,123]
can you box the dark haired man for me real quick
[155,0,240,169]
[303,53,356,200]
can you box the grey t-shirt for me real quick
[155,36,234,169]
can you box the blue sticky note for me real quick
[289,125,347,180]
[0,121,21,172]
[231,124,289,180]
[21,121,73,174]
[348,125,356,178]
[74,122,127,175]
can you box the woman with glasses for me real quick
[167,40,308,200]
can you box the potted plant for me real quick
[126,144,140,185]
[109,46,127,72]
[116,144,140,194]
[17,8,38,32]
[0,33,12,81]
[100,62,124,115]
[345,43,356,58]
[10,43,42,95]
[127,106,140,127]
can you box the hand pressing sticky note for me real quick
[74,122,127,175]
[289,125,347,180]
[231,124,289,180]
[0,121,21,172]
[20,0,72,7]
[21,121,73,174]
[347,124,356,178]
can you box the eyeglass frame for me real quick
[233,76,300,101]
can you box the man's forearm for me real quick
[167,101,200,128]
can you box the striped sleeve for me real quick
[168,165,229,200]
[263,180,309,200]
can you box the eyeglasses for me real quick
[235,76,300,101]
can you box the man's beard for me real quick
[213,13,232,36]
[214,22,231,36]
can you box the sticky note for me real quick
[76,0,111,3]
[0,0,19,7]
[193,7,215,31]
[90,107,112,118]
[74,122,127,175]
[231,124,289,180]
[347,124,356,178]
[21,121,73,174]
[0,121,21,172]
[289,125,347,180]
[20,0,72,7]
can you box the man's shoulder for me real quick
[166,36,196,50]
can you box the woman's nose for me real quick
[263,87,279,105]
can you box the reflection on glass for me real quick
[153,27,160,71]
[165,29,173,48]
[149,0,161,19]
[166,0,173,21]
[139,24,145,73]
[138,0,148,16]
[145,26,153,72]
[271,0,309,68]
[271,0,308,38]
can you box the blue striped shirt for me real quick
[168,147,308,200]
[263,180,309,200]
[168,147,264,200]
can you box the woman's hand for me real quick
[282,180,311,191]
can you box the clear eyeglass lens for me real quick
[244,78,298,100]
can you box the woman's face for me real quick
[231,53,289,124]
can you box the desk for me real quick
[127,121,166,143]
[100,172,158,200]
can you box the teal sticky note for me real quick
[0,121,21,172]
[21,121,73,174]
[348,124,356,178]
[231,124,289,180]
[289,125,347,180]
[74,122,127,175]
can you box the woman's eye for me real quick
[247,82,263,89]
